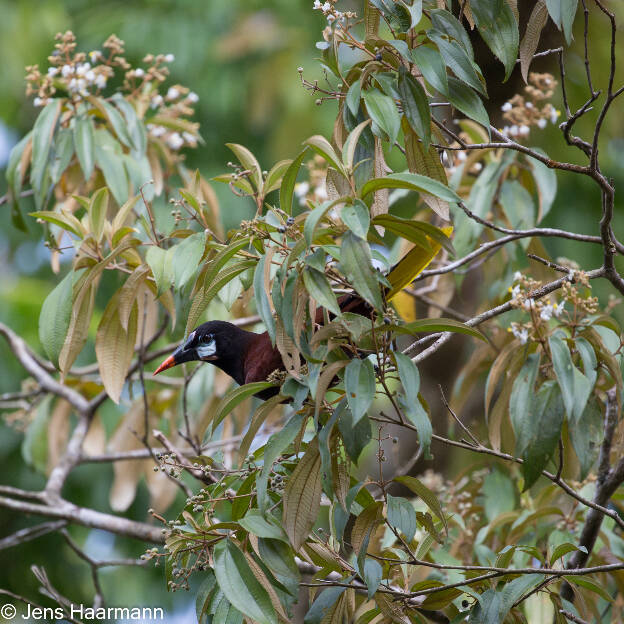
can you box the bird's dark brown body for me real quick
[153,293,373,399]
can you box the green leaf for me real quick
[411,45,448,96]
[172,232,205,290]
[39,271,73,368]
[430,9,474,58]
[447,77,490,134]
[386,494,416,542]
[96,98,134,148]
[394,351,420,404]
[146,246,174,297]
[254,254,276,343]
[549,335,591,424]
[428,31,486,96]
[341,200,370,239]
[398,66,431,149]
[388,318,487,342]
[509,353,540,454]
[395,475,447,533]
[360,172,460,203]
[471,0,519,81]
[304,583,349,624]
[545,0,579,44]
[303,135,345,176]
[29,210,84,238]
[346,80,362,117]
[283,439,322,550]
[371,214,430,251]
[264,159,292,194]
[550,542,587,566]
[30,100,62,192]
[340,231,384,311]
[74,116,96,180]
[345,358,376,424]
[49,128,74,184]
[89,187,108,243]
[570,396,603,479]
[362,558,382,599]
[563,576,614,603]
[280,149,309,216]
[239,510,287,542]
[226,143,263,192]
[213,540,278,624]
[363,88,400,145]
[337,400,372,462]
[342,119,372,173]
[212,382,276,432]
[94,129,129,206]
[304,201,334,245]
[521,381,564,490]
[302,267,341,317]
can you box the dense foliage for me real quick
[2,1,624,623]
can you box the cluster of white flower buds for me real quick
[312,0,356,24]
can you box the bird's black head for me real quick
[153,321,252,383]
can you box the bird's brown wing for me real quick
[244,332,284,399]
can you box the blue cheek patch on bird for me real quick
[196,341,217,359]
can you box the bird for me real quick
[153,231,450,398]
[152,293,372,400]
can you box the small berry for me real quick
[375,52,382,61]
[287,217,295,225]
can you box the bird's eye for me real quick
[202,334,213,344]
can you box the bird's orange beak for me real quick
[153,355,176,376]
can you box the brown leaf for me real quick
[351,501,383,556]
[520,1,549,83]
[95,289,138,403]
[283,438,322,551]
[59,280,96,376]
[47,400,71,474]
[403,119,449,220]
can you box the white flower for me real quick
[187,91,199,103]
[509,125,519,137]
[540,304,554,321]
[472,162,483,172]
[553,302,565,317]
[523,298,534,310]
[182,131,197,145]
[513,271,522,282]
[510,284,521,299]
[148,125,166,137]
[501,102,512,112]
[322,2,331,11]
[61,64,74,78]
[537,118,547,129]
[94,74,107,89]
[511,325,529,344]
[166,87,180,101]
[313,0,322,8]
[519,125,530,136]
[457,151,467,161]
[85,70,96,83]
[47,67,59,77]
[167,132,184,150]
[327,13,336,23]
[134,68,145,78]
[314,183,328,201]
[33,97,44,107]
[150,94,164,109]
[89,50,102,62]
[501,126,510,137]
[550,108,560,124]
[164,53,175,63]
[75,62,91,77]
[294,182,310,204]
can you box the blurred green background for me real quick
[0,0,622,620]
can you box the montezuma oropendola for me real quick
[152,292,373,400]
